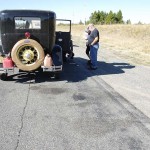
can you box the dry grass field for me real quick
[71,24,150,66]
[1,24,150,66]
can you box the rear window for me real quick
[14,17,41,29]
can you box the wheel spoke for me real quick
[17,45,38,65]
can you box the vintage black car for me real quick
[0,10,73,80]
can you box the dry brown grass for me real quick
[71,24,150,66]
[1,24,150,66]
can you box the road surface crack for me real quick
[14,82,31,150]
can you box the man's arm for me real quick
[91,36,98,45]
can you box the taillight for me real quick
[25,32,31,39]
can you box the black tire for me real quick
[0,73,8,81]
[54,72,60,79]
[11,39,45,71]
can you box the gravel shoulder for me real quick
[100,46,150,119]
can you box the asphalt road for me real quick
[0,44,150,150]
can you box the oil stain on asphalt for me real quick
[30,86,67,95]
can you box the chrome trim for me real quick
[58,38,63,42]
[0,67,14,74]
[41,65,62,72]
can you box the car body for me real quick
[0,10,73,80]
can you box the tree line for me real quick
[79,10,131,25]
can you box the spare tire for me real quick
[11,39,45,71]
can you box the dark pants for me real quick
[86,45,90,58]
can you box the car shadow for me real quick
[34,57,135,83]
[3,57,135,83]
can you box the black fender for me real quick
[52,45,63,66]
[70,40,73,51]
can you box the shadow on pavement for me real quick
[58,57,135,83]
[1,57,135,83]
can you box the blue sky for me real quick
[0,0,150,24]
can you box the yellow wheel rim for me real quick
[17,45,38,65]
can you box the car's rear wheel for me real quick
[11,39,45,71]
